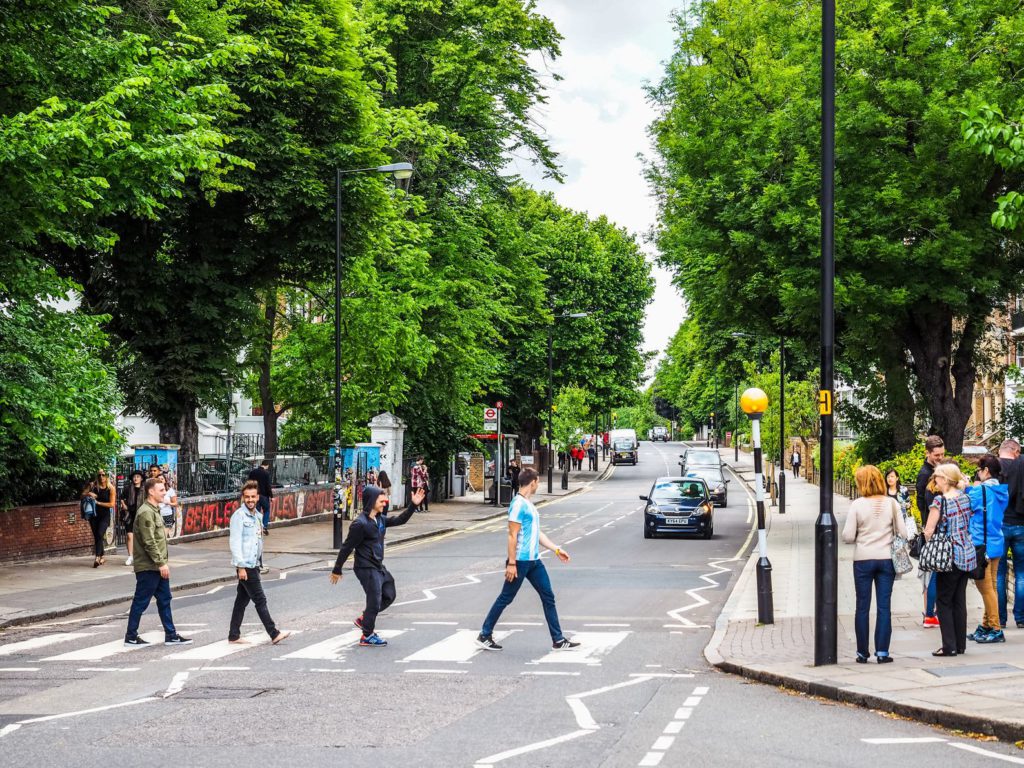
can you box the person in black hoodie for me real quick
[329,484,425,646]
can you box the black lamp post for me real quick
[734,382,740,462]
[333,162,414,549]
[816,0,838,666]
[546,307,589,494]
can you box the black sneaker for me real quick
[124,636,149,647]
[476,634,503,651]
[552,638,580,650]
[1018,622,1024,629]
[164,635,193,646]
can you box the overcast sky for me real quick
[514,0,686,378]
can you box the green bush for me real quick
[877,443,977,524]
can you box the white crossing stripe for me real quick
[278,629,405,661]
[42,631,169,661]
[530,631,631,665]
[0,633,99,657]
[639,752,664,767]
[164,631,273,660]
[399,629,513,664]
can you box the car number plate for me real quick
[665,517,687,524]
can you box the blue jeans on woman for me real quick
[997,524,1024,627]
[853,559,896,659]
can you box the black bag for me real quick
[919,497,955,573]
[909,532,925,559]
[969,486,990,580]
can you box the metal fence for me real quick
[807,466,860,500]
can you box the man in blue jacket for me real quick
[228,481,290,645]
[329,484,425,647]
[966,455,1008,644]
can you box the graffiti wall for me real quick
[178,484,336,538]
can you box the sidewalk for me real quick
[707,447,1024,741]
[0,465,609,631]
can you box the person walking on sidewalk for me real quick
[842,465,908,664]
[90,469,116,567]
[329,485,426,647]
[926,463,977,657]
[124,477,192,647]
[247,459,274,536]
[476,467,580,652]
[790,449,801,479]
[227,481,290,646]
[587,442,597,472]
[120,470,145,566]
[916,435,944,628]
[966,455,1007,644]
[996,438,1024,629]
[411,457,430,511]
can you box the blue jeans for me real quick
[258,496,271,529]
[853,559,896,658]
[926,572,937,617]
[481,559,563,642]
[125,570,177,640]
[997,524,1024,626]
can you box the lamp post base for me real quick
[756,557,774,625]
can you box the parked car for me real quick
[611,439,638,466]
[683,467,729,507]
[679,448,723,474]
[639,477,714,539]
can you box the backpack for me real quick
[80,495,97,520]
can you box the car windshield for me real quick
[613,441,633,450]
[686,468,724,485]
[650,480,706,503]
[685,451,720,466]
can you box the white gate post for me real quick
[369,412,408,507]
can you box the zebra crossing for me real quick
[0,625,635,672]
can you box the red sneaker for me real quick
[923,616,940,628]
[354,615,364,631]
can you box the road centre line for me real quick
[404,668,467,675]
[948,744,1024,764]
[639,685,708,768]
[77,667,139,672]
[564,536,582,544]
[520,671,580,676]
[862,738,946,744]
[0,667,40,672]
[664,721,684,734]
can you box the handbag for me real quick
[889,499,913,575]
[969,486,990,580]
[919,497,955,573]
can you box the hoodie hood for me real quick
[362,484,385,514]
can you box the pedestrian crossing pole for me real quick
[742,387,773,625]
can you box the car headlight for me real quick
[714,484,725,492]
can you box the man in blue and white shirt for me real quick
[477,467,580,651]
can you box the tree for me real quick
[550,386,590,454]
[647,0,1024,453]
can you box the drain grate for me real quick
[174,687,270,699]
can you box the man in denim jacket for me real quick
[228,481,290,645]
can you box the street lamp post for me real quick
[734,382,739,462]
[778,337,785,515]
[546,308,589,494]
[333,162,414,548]
[741,387,774,624]
[816,0,839,666]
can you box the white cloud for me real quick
[514,0,686,376]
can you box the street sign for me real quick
[483,407,497,420]
[496,401,503,409]
[818,390,833,416]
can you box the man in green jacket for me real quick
[124,477,192,646]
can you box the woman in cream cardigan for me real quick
[842,465,908,664]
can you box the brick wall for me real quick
[0,501,94,563]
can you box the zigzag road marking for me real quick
[665,559,737,629]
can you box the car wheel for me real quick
[722,495,728,507]
[644,526,653,539]
[703,522,714,540]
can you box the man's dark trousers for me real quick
[355,567,396,635]
[126,571,177,640]
[258,495,271,530]
[229,568,278,640]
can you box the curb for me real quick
[713,660,1024,742]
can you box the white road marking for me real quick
[948,744,1024,763]
[693,686,709,695]
[164,632,272,660]
[603,521,615,527]
[412,621,459,626]
[639,752,664,767]
[0,724,22,738]
[310,668,354,673]
[163,671,189,698]
[530,631,630,665]
[205,585,224,594]
[17,696,158,724]
[391,572,484,608]
[278,629,405,661]
[862,738,946,744]
[682,696,702,707]
[0,632,99,656]
[664,721,685,734]
[404,668,468,675]
[584,623,631,628]
[474,728,594,767]
[584,530,599,536]
[638,685,708,767]
[42,631,170,661]
[630,673,694,679]
[398,629,514,663]
[0,667,40,672]
[652,736,675,750]
[188,666,250,671]
[76,667,139,673]
[519,671,580,676]
[674,707,693,719]
[564,536,582,545]
[567,698,597,729]
[499,622,542,626]
[666,559,734,628]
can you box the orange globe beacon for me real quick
[740,387,769,415]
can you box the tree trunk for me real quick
[903,308,981,455]
[258,288,279,459]
[159,403,200,464]
[881,351,917,453]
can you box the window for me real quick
[1016,342,1024,369]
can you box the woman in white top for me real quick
[158,473,179,529]
[842,464,908,664]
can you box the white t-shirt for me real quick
[159,488,177,517]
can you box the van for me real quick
[608,429,638,449]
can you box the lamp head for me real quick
[740,387,768,416]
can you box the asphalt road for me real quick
[1,441,1022,767]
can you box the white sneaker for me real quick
[125,556,133,566]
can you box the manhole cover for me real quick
[175,687,270,699]
[925,663,1021,678]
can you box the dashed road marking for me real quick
[639,685,707,767]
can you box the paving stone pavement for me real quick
[705,446,1024,742]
